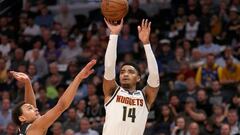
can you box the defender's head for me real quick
[119,62,141,89]
[12,102,40,126]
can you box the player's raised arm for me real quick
[30,60,96,131]
[138,19,160,109]
[103,19,123,101]
[10,71,36,107]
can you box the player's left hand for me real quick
[10,71,30,84]
[138,19,151,45]
[78,59,97,79]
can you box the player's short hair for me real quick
[12,101,25,126]
[121,62,141,76]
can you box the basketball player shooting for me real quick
[103,19,160,135]
[11,60,96,135]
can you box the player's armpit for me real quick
[142,84,159,109]
[103,79,119,103]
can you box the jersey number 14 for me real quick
[122,106,136,123]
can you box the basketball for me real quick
[101,0,129,23]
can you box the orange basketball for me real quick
[101,0,129,22]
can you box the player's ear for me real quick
[137,75,141,82]
[19,115,26,123]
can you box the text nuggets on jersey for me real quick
[116,95,144,106]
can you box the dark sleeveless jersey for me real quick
[18,123,31,135]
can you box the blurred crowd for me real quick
[0,0,240,135]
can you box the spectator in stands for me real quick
[168,47,186,74]
[117,23,137,55]
[0,99,12,130]
[126,0,148,35]
[44,62,63,89]
[30,49,48,78]
[24,39,44,62]
[230,94,240,115]
[189,48,205,69]
[54,5,76,30]
[210,104,227,128]
[0,34,11,57]
[52,122,64,135]
[23,17,41,37]
[169,94,183,117]
[10,48,27,71]
[154,104,173,135]
[220,123,231,135]
[35,5,54,28]
[76,99,86,119]
[63,107,80,132]
[75,117,99,135]
[85,95,105,131]
[220,57,240,85]
[3,122,17,135]
[181,97,206,123]
[216,47,240,68]
[198,32,222,56]
[43,38,61,63]
[180,77,198,102]
[64,129,75,135]
[58,38,82,64]
[195,53,222,88]
[225,6,240,44]
[157,39,174,72]
[171,115,186,135]
[27,63,41,84]
[186,122,200,135]
[209,81,226,105]
[226,109,240,135]
[183,14,200,41]
[196,89,212,117]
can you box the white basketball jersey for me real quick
[102,87,149,135]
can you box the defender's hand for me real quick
[104,18,123,35]
[78,59,97,79]
[10,71,30,84]
[138,19,151,45]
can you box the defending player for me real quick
[11,60,96,135]
[102,19,160,135]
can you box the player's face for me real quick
[119,65,140,88]
[19,104,41,123]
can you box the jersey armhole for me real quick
[105,87,120,106]
[140,90,150,112]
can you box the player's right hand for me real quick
[104,18,123,35]
[10,71,30,84]
[78,59,97,80]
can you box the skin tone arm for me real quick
[29,60,96,133]
[103,19,123,102]
[11,71,36,107]
[139,19,160,108]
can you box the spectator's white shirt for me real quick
[0,43,11,57]
[23,24,41,36]
[54,13,76,29]
[74,129,99,135]
[230,122,240,135]
[24,49,44,63]
[185,21,199,41]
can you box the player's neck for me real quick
[122,85,136,93]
